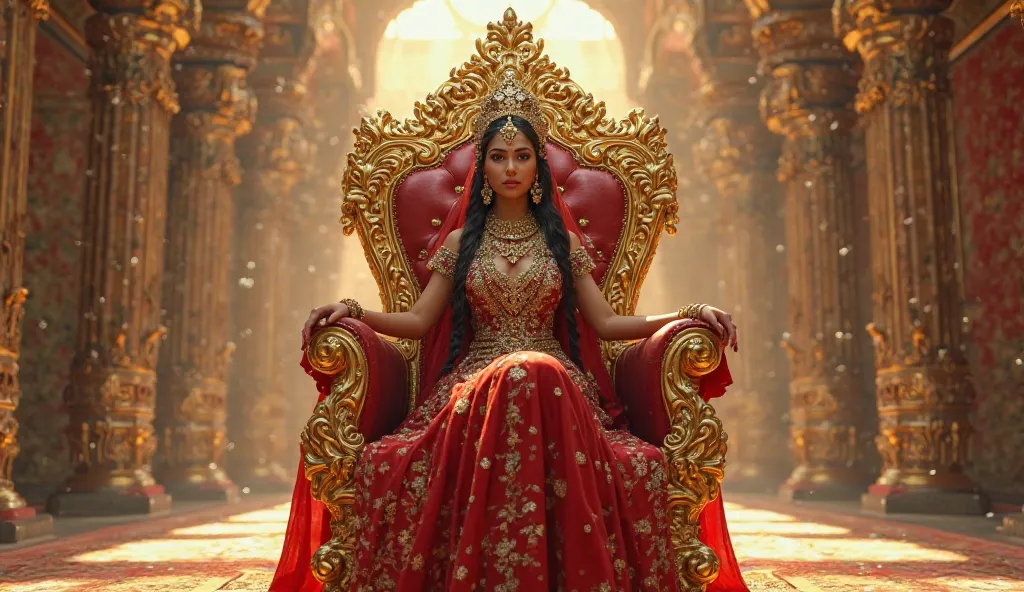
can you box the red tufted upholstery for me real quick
[395,142,626,290]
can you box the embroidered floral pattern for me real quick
[426,246,458,278]
[569,246,596,278]
[349,237,674,590]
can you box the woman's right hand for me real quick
[301,302,350,348]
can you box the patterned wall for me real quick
[13,32,90,491]
[951,20,1024,496]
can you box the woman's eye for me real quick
[490,155,503,162]
[518,154,531,161]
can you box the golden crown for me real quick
[472,70,549,157]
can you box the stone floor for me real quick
[1,492,1022,591]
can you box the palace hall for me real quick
[1,0,1023,590]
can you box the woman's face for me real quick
[483,130,537,203]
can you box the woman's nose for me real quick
[505,163,517,176]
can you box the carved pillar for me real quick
[679,1,792,491]
[48,0,194,517]
[836,0,987,514]
[748,1,871,501]
[0,0,55,543]
[284,45,359,442]
[155,0,267,502]
[228,67,312,489]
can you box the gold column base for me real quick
[1000,512,1024,538]
[0,510,54,544]
[779,466,866,501]
[157,464,239,502]
[231,460,293,493]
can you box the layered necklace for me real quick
[485,213,540,265]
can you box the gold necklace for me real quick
[486,214,539,241]
[486,214,540,264]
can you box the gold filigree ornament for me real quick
[302,326,371,590]
[661,327,727,590]
[340,7,679,403]
[1013,0,1024,28]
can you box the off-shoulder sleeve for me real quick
[426,246,457,278]
[569,246,596,278]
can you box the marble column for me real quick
[228,67,311,490]
[0,0,55,542]
[836,0,987,514]
[749,0,871,501]
[680,0,792,491]
[155,0,267,501]
[49,0,194,517]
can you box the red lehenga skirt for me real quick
[272,349,748,591]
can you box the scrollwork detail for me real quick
[661,327,726,591]
[301,327,369,590]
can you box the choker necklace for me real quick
[485,214,539,241]
[485,214,540,265]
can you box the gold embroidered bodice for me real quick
[421,219,606,426]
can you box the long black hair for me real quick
[441,115,582,374]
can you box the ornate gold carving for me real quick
[0,0,42,513]
[750,1,868,497]
[834,0,954,115]
[1013,0,1024,27]
[302,326,372,590]
[661,327,726,592]
[62,0,195,499]
[342,8,678,401]
[85,0,198,114]
[29,0,49,21]
[836,0,981,501]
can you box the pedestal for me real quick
[1000,512,1024,537]
[861,484,988,515]
[48,485,172,517]
[0,507,54,543]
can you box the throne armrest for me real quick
[614,320,730,589]
[302,319,409,443]
[301,319,409,525]
[615,320,729,445]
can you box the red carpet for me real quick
[1,494,1022,591]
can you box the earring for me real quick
[481,180,494,205]
[530,179,543,205]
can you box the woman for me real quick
[273,80,747,591]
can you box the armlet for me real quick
[569,246,596,278]
[427,246,457,278]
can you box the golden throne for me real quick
[301,9,728,591]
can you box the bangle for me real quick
[339,298,364,321]
[678,303,706,320]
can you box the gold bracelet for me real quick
[678,303,706,320]
[339,298,364,321]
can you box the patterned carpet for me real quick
[1,495,1022,591]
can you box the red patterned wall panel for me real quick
[13,32,89,493]
[951,20,1024,496]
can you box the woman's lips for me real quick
[502,180,521,188]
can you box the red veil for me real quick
[270,153,746,591]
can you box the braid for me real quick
[531,157,583,369]
[441,159,489,375]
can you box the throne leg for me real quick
[311,503,358,591]
[662,328,728,592]
[302,327,369,591]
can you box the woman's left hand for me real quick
[699,306,738,352]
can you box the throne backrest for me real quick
[341,9,678,406]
